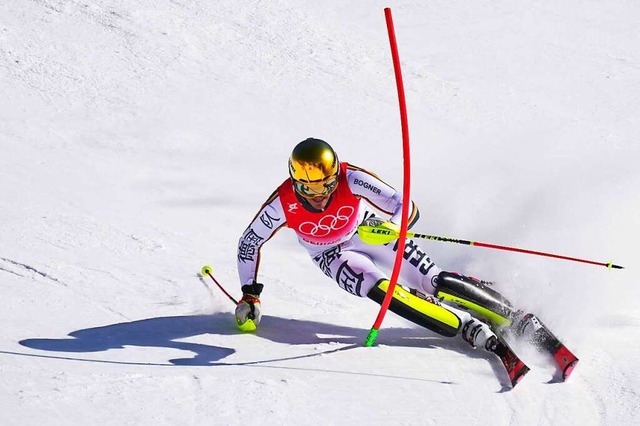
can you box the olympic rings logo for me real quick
[298,206,355,237]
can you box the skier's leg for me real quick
[367,279,460,337]
[441,280,570,355]
[434,271,561,339]
[433,271,578,379]
[310,243,386,298]
[434,271,518,327]
[367,279,498,351]
[311,243,498,351]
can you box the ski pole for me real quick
[357,225,624,270]
[201,265,238,304]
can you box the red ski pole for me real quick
[357,226,625,269]
[201,265,238,305]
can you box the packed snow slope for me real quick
[1,1,639,425]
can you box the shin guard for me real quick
[368,280,461,337]
[434,272,517,327]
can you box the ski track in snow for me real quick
[0,257,66,285]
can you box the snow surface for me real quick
[1,1,639,425]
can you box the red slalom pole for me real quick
[366,8,412,346]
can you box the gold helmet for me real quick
[289,138,340,199]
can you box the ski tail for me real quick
[491,330,530,387]
[554,345,579,381]
[515,313,579,381]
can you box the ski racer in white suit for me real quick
[235,137,504,351]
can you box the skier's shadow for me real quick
[18,313,509,388]
[18,313,447,366]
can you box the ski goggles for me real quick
[293,174,339,199]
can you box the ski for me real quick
[407,288,575,385]
[553,344,579,381]
[491,330,530,387]
[519,314,579,381]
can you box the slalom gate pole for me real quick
[201,265,239,305]
[357,226,625,269]
[365,7,412,347]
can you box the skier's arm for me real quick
[346,164,420,228]
[237,190,287,286]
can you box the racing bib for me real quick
[278,162,360,245]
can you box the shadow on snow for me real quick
[17,313,434,364]
[12,313,508,386]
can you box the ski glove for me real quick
[235,282,264,332]
[361,216,400,232]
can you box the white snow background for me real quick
[1,1,639,425]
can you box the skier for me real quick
[235,137,576,384]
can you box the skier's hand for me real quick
[380,221,400,233]
[358,216,402,245]
[371,220,401,235]
[362,216,400,232]
[235,283,264,332]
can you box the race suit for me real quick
[237,162,442,297]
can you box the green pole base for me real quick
[365,328,379,347]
